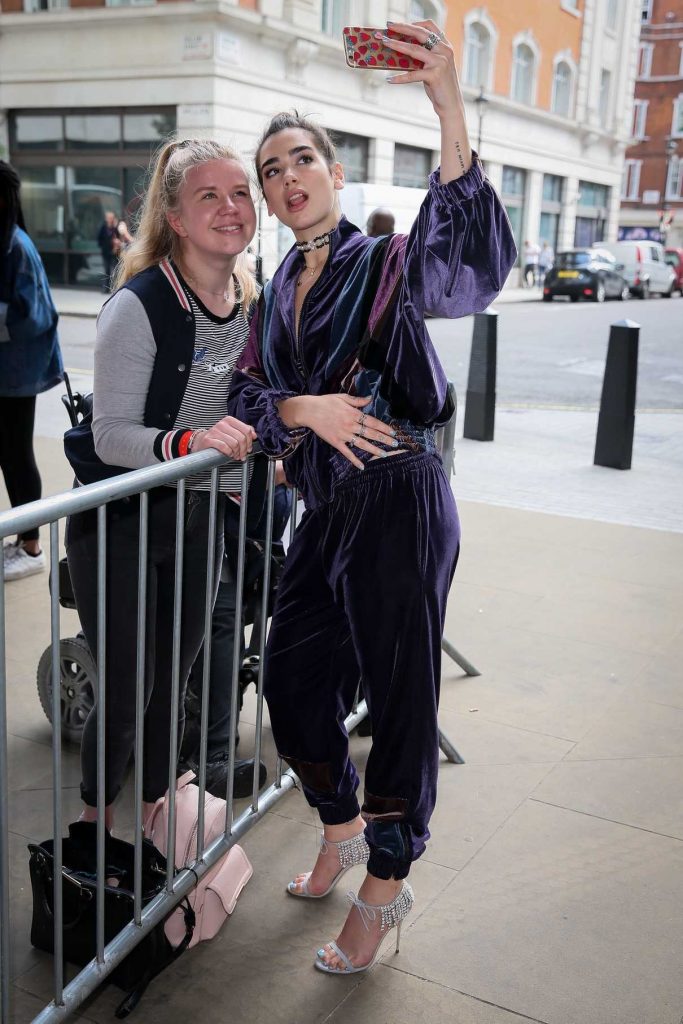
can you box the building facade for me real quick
[0,0,641,285]
[620,0,683,248]
[446,0,642,263]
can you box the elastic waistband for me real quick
[331,450,440,496]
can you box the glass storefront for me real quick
[10,108,175,286]
[574,180,609,247]
[501,165,526,260]
[540,173,563,251]
[393,144,432,188]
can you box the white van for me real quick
[593,240,676,298]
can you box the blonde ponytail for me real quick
[114,138,258,307]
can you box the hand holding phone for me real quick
[342,26,424,70]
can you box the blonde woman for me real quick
[66,139,257,830]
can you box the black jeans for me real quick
[0,395,41,542]
[66,488,224,805]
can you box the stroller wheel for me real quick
[36,636,96,744]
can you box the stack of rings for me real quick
[423,30,445,51]
[354,413,367,440]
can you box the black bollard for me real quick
[463,309,497,441]
[594,319,640,470]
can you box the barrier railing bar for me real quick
[251,461,275,811]
[49,521,64,1005]
[0,554,10,1024]
[225,462,250,833]
[133,491,149,925]
[196,468,219,863]
[96,504,107,963]
[165,481,186,891]
[0,448,235,542]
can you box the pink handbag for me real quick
[146,770,253,948]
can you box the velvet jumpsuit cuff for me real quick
[259,389,308,457]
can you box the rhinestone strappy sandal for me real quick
[314,881,414,974]
[286,829,370,898]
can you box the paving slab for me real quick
[324,967,551,1024]
[403,800,683,1024]
[563,696,683,761]
[531,756,683,839]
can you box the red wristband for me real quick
[178,430,193,457]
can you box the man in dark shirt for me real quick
[97,210,119,292]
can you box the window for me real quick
[666,156,682,200]
[551,60,573,117]
[321,0,348,37]
[673,96,683,137]
[560,0,579,13]
[105,0,155,6]
[540,174,563,251]
[638,43,654,78]
[606,0,618,31]
[641,0,653,20]
[393,144,431,188]
[632,99,648,140]
[501,165,526,257]
[330,131,368,183]
[511,43,535,105]
[599,69,611,128]
[464,22,491,89]
[622,160,642,200]
[23,0,68,9]
[574,180,609,247]
[9,108,176,287]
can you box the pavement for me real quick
[51,282,543,319]
[2,294,683,1022]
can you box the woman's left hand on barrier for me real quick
[192,416,257,461]
[380,21,460,120]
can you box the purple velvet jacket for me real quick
[228,159,516,509]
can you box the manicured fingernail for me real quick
[387,20,395,24]
[380,451,389,458]
[392,440,400,448]
[374,31,383,37]
[317,949,326,957]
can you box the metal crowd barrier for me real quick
[0,446,313,1023]
[0,408,469,1022]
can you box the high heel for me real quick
[314,881,414,974]
[286,829,369,898]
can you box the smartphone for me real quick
[342,26,424,71]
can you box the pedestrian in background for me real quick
[366,207,395,237]
[0,161,63,581]
[96,209,120,292]
[538,240,554,286]
[522,238,540,287]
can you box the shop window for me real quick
[393,144,431,188]
[331,131,368,183]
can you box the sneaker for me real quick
[3,541,46,581]
[190,754,267,800]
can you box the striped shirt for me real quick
[171,268,252,492]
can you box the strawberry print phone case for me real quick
[342,27,424,70]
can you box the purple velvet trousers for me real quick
[264,451,460,879]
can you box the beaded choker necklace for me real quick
[295,232,331,254]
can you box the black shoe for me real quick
[193,754,267,800]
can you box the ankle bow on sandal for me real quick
[314,881,414,974]
[286,829,369,899]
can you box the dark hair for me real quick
[0,161,27,253]
[254,111,337,186]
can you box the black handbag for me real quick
[28,821,194,1018]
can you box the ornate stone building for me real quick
[0,0,642,283]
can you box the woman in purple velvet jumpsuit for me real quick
[228,20,516,974]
